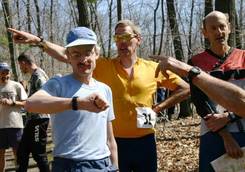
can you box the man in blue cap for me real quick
[0,62,27,171]
[17,27,118,172]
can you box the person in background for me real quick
[152,56,245,117]
[0,62,27,172]
[16,53,50,172]
[188,11,245,172]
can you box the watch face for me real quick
[188,67,201,82]
[192,67,201,74]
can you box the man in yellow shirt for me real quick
[9,20,189,172]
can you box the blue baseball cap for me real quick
[65,27,97,48]
[0,62,10,71]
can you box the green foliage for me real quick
[87,0,97,3]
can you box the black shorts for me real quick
[0,128,23,149]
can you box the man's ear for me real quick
[65,48,72,64]
[202,28,208,39]
[95,52,100,60]
[136,35,142,46]
[227,22,231,34]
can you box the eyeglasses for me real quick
[69,51,95,59]
[113,33,137,42]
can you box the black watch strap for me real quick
[188,66,201,82]
[71,96,78,110]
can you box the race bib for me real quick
[136,107,156,128]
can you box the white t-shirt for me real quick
[42,74,115,160]
[0,80,28,128]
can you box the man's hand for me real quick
[79,93,109,113]
[204,113,229,132]
[0,98,14,106]
[150,55,191,79]
[220,131,244,159]
[8,28,40,44]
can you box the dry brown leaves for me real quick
[156,115,201,172]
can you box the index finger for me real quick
[7,28,22,34]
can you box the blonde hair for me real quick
[115,20,141,35]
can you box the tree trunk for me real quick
[117,0,123,21]
[157,0,164,55]
[33,0,41,35]
[153,0,160,55]
[16,0,21,30]
[2,0,18,81]
[204,0,213,49]
[166,0,184,61]
[188,0,195,58]
[166,0,191,117]
[235,12,242,49]
[26,0,31,32]
[89,4,106,57]
[33,0,44,68]
[239,0,245,49]
[77,0,90,27]
[107,0,113,57]
[68,0,78,26]
[50,0,55,75]
[215,0,236,47]
[240,0,244,49]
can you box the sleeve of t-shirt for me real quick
[16,83,28,101]
[34,74,47,90]
[42,77,62,97]
[157,70,181,91]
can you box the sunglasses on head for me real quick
[113,33,137,42]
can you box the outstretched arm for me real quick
[153,78,190,113]
[25,90,109,114]
[8,28,69,63]
[152,56,245,117]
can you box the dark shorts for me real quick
[0,128,23,149]
[116,133,157,172]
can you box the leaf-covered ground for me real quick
[156,115,201,172]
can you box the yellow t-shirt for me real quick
[93,57,181,138]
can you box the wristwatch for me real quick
[188,66,201,82]
[37,36,48,50]
[71,96,78,110]
[11,99,16,106]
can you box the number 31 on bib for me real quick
[136,107,157,128]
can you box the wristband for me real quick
[37,36,48,50]
[11,100,16,106]
[188,66,201,83]
[71,96,78,110]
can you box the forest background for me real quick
[1,0,244,80]
[0,0,245,171]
